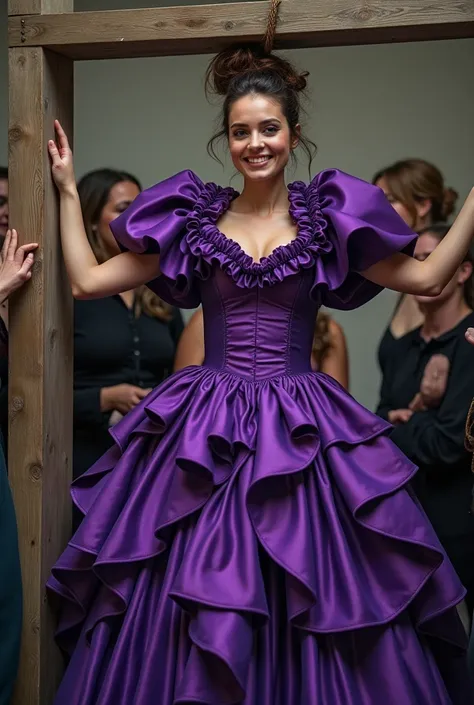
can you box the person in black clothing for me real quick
[373,159,458,377]
[73,169,183,528]
[0,227,37,705]
[376,223,474,613]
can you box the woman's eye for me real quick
[264,125,279,134]
[233,130,247,139]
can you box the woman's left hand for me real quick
[466,327,474,345]
[0,229,38,302]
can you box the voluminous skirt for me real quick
[48,368,471,704]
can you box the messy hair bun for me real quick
[206,43,315,171]
[206,44,308,97]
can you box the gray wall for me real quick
[1,1,473,408]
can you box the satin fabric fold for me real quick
[48,367,469,704]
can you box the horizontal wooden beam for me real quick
[8,1,474,59]
[8,0,73,16]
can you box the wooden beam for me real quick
[8,45,73,705]
[8,0,474,59]
[8,0,73,16]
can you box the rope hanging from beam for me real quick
[263,0,282,53]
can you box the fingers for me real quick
[466,328,474,345]
[137,387,152,398]
[6,228,18,261]
[48,139,63,166]
[54,119,70,152]
[14,242,38,263]
[18,253,35,278]
[1,229,11,260]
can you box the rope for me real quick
[263,0,282,54]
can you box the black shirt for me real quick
[73,295,183,479]
[376,311,474,542]
[377,326,396,378]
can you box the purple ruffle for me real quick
[111,168,417,311]
[184,177,332,291]
[47,367,467,704]
[110,170,205,308]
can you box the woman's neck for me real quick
[420,296,472,341]
[236,174,289,216]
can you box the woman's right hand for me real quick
[100,384,152,415]
[48,119,76,193]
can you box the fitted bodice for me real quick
[201,268,319,381]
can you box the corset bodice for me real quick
[201,268,318,381]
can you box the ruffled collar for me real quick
[185,179,332,288]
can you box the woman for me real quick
[374,159,458,372]
[175,308,349,388]
[376,223,474,615]
[72,169,183,526]
[42,18,474,704]
[0,228,37,705]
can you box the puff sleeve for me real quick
[110,170,204,308]
[310,169,418,310]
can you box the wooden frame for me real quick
[6,1,474,703]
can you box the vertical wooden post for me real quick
[8,3,74,704]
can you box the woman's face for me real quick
[95,180,140,256]
[414,232,471,308]
[228,94,299,183]
[376,176,431,230]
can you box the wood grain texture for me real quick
[8,0,474,58]
[8,45,73,705]
[9,0,73,16]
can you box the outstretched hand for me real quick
[0,228,38,302]
[48,119,76,193]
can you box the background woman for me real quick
[175,308,349,388]
[376,223,474,614]
[73,169,184,526]
[374,159,458,372]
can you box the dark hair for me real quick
[419,223,474,308]
[77,168,172,321]
[205,44,316,172]
[373,159,457,227]
[0,167,8,180]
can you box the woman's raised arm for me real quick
[48,120,159,300]
[362,190,474,296]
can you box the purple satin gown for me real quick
[48,169,471,704]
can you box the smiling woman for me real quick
[40,18,474,705]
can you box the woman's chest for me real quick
[217,210,298,263]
